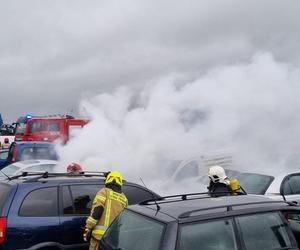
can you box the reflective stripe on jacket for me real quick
[86,187,128,240]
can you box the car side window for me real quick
[62,185,102,215]
[122,185,156,205]
[103,210,164,250]
[236,212,294,250]
[19,187,58,216]
[178,219,237,250]
[285,212,300,247]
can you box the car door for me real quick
[59,183,103,249]
[59,182,159,248]
[280,173,300,204]
[7,186,61,249]
[235,212,298,250]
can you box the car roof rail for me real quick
[139,191,232,205]
[9,171,110,182]
[178,200,288,219]
[139,192,293,217]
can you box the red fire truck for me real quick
[14,115,89,144]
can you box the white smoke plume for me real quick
[57,52,300,194]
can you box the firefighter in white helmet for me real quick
[207,165,232,197]
[83,171,128,250]
[207,165,243,196]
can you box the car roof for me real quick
[13,141,55,146]
[129,193,299,223]
[5,160,58,168]
[0,172,155,190]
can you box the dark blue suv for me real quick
[0,172,160,250]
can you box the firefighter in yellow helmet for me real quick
[83,171,128,250]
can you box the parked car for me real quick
[101,192,300,250]
[173,160,275,194]
[173,159,300,204]
[264,172,300,204]
[0,172,160,250]
[0,141,58,169]
[0,149,8,160]
[0,160,58,179]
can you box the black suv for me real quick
[0,172,160,250]
[101,192,300,250]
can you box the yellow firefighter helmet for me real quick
[105,171,123,186]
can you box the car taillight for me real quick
[0,217,7,244]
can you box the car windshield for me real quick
[1,164,21,176]
[15,122,26,135]
[226,169,274,195]
[20,147,58,161]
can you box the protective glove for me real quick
[83,228,91,242]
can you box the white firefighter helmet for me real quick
[207,165,228,184]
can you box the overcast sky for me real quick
[1,0,300,122]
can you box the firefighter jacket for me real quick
[85,187,128,240]
[207,181,232,197]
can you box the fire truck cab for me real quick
[15,115,89,144]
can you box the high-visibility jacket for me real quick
[86,187,128,240]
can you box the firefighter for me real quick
[67,162,82,173]
[207,165,232,197]
[83,171,128,250]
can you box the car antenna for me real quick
[140,177,160,214]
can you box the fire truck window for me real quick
[29,122,47,133]
[49,122,60,132]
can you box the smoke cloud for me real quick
[56,52,300,194]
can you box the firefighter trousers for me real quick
[89,237,100,250]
